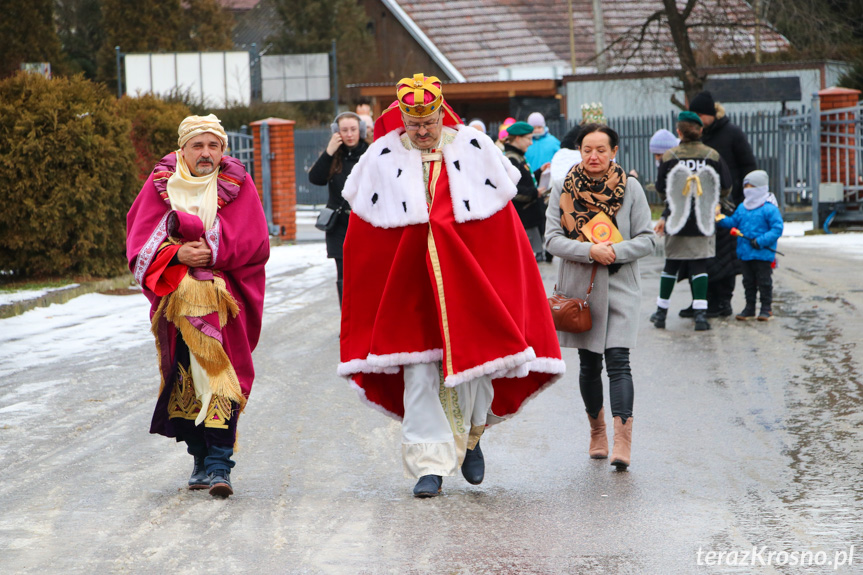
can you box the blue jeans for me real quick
[185,437,235,474]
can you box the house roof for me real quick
[392,0,790,81]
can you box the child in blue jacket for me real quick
[716,170,784,320]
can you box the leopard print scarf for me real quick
[560,162,626,242]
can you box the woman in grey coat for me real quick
[545,124,655,470]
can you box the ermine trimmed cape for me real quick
[339,112,564,423]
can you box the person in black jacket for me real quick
[308,112,370,306]
[686,91,758,318]
[503,121,547,262]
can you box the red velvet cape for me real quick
[126,153,270,437]
[341,107,564,422]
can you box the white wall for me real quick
[125,51,251,107]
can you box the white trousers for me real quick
[402,362,494,478]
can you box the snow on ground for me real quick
[782,234,863,259]
[0,243,332,378]
[3,225,863,379]
[780,222,863,259]
[0,284,80,307]
[781,221,813,237]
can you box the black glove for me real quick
[749,238,760,250]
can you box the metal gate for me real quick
[227,128,254,176]
[779,96,863,228]
[295,128,332,206]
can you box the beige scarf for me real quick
[166,151,219,231]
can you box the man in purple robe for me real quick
[126,114,269,498]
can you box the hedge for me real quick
[0,73,139,279]
[118,94,190,181]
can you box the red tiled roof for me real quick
[394,0,790,81]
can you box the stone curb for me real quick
[0,274,137,320]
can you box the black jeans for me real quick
[578,348,633,423]
[335,257,344,307]
[707,274,735,311]
[740,260,773,312]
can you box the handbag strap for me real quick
[585,263,598,300]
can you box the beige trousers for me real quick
[402,362,494,478]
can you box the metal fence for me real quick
[240,104,863,226]
[226,128,254,176]
[491,111,802,208]
[779,99,863,226]
[295,128,332,206]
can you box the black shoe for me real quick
[461,441,485,485]
[678,305,694,318]
[718,301,734,317]
[694,309,711,331]
[736,307,756,321]
[209,470,233,498]
[757,310,773,321]
[413,475,442,498]
[706,308,720,318]
[650,306,667,329]
[188,455,209,490]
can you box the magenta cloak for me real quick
[126,153,269,438]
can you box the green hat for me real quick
[677,111,703,126]
[506,121,534,136]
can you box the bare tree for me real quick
[592,0,789,108]
[661,0,702,104]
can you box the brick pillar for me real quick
[251,118,297,241]
[819,87,860,198]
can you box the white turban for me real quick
[177,114,228,149]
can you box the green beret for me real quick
[677,110,703,126]
[506,121,534,136]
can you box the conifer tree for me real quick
[0,0,63,79]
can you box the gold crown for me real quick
[396,73,443,118]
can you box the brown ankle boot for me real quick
[611,416,633,470]
[587,408,609,459]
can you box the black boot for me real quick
[461,440,485,485]
[413,475,442,498]
[188,454,209,490]
[694,309,711,331]
[209,469,233,497]
[678,304,694,318]
[650,306,667,329]
[736,305,756,320]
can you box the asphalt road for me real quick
[1,241,861,574]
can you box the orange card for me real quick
[584,211,623,244]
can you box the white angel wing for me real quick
[693,166,721,236]
[665,163,693,235]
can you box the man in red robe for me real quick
[126,114,269,498]
[339,74,565,497]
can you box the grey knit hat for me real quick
[649,129,679,154]
[743,170,769,188]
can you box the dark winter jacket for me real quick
[716,202,784,262]
[504,144,546,230]
[706,229,739,280]
[701,104,757,208]
[308,139,369,258]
